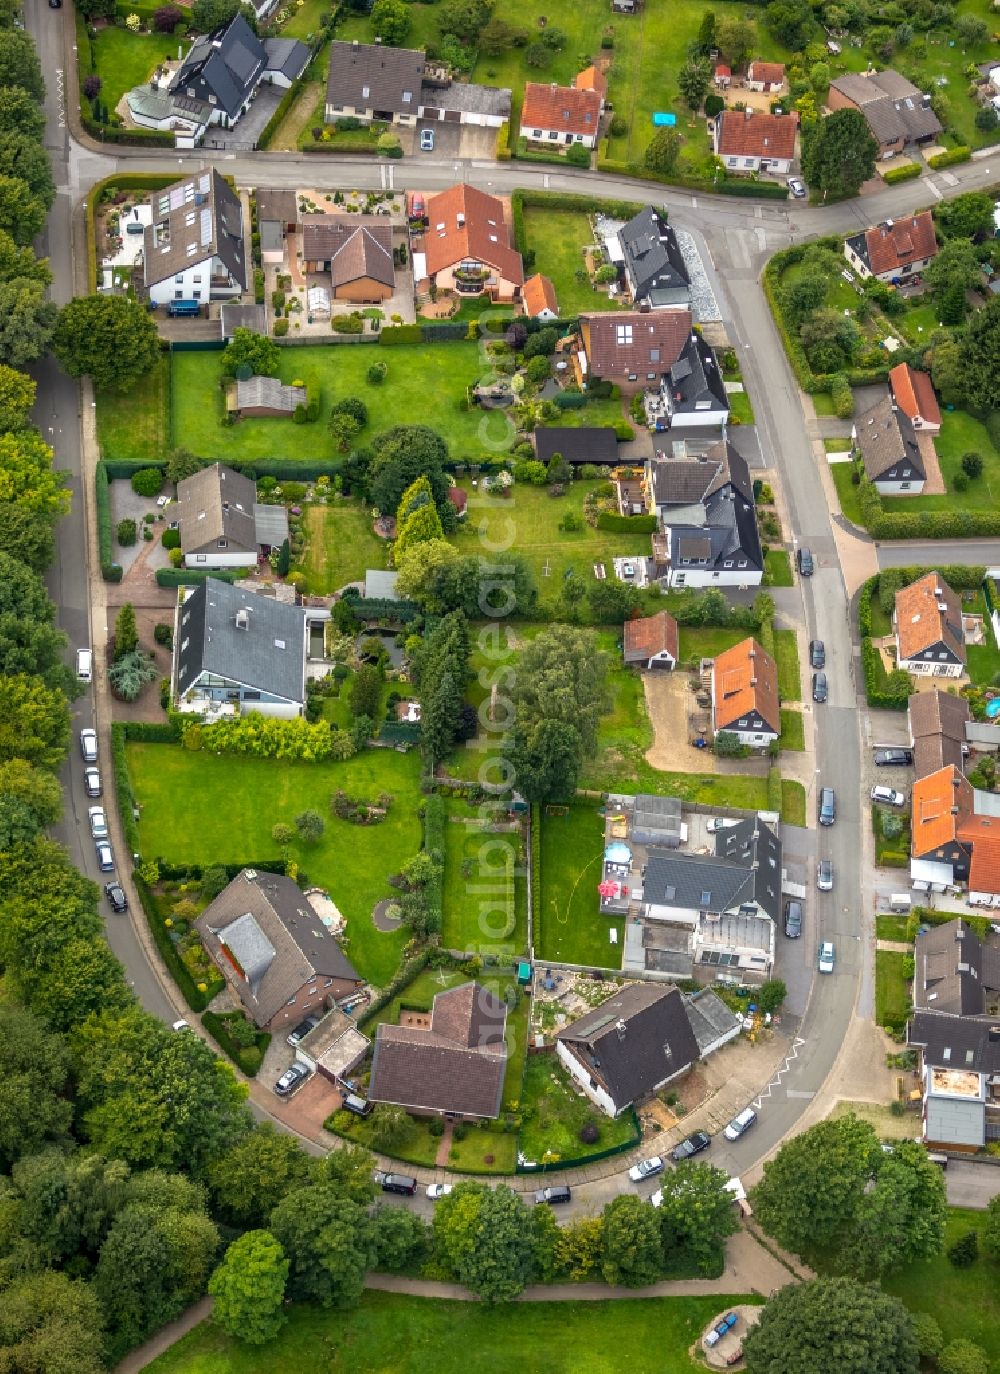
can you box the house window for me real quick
[650,348,660,362]
[533,129,542,137]
[218,538,227,548]
[744,158,754,168]
[174,275,184,284]
[362,85,370,98]
[942,1047,951,1061]
[548,131,558,140]
[724,560,734,568]
[938,653,948,659]
[193,275,202,284]
[575,133,584,141]
[196,555,206,563]
[903,468,912,476]
[174,290,184,300]
[738,718,748,726]
[627,373,637,382]
[738,560,747,568]
[647,372,656,380]
[900,482,911,490]
[402,90,412,102]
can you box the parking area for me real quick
[202,87,284,150]
[415,120,462,158]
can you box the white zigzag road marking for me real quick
[752,1038,806,1110]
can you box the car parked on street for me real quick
[426,1183,453,1200]
[783,899,803,938]
[818,941,836,974]
[809,639,825,669]
[80,728,98,762]
[874,748,913,767]
[274,1063,311,1097]
[812,671,828,703]
[628,1156,665,1183]
[76,648,92,682]
[871,785,906,808]
[797,547,814,576]
[377,1172,418,1195]
[95,840,114,872]
[88,805,108,840]
[817,859,833,891]
[670,1130,711,1163]
[723,1107,757,1142]
[84,768,102,797]
[787,177,806,197]
[104,881,128,912]
[818,786,836,826]
[535,1185,572,1205]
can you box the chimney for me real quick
[744,107,752,120]
[615,1018,627,1040]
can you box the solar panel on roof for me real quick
[200,207,212,247]
[199,173,210,194]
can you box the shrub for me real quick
[953,470,969,492]
[429,1117,445,1137]
[367,360,388,385]
[927,146,971,169]
[161,527,181,549]
[939,1339,989,1374]
[332,315,365,334]
[273,319,289,337]
[962,451,983,479]
[609,114,628,137]
[153,622,173,647]
[131,467,164,497]
[704,93,725,117]
[829,373,854,418]
[566,143,591,167]
[947,1230,979,1268]
[579,1120,600,1145]
[116,518,137,546]
[881,161,922,184]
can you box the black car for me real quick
[809,639,825,668]
[377,1172,418,1196]
[797,547,814,576]
[286,1015,320,1047]
[671,1130,711,1163]
[274,1063,310,1098]
[874,748,914,767]
[812,671,828,703]
[784,899,803,938]
[535,1185,572,1205]
[104,881,128,912]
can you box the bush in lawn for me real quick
[295,809,325,845]
[952,469,969,492]
[377,133,402,158]
[429,1117,445,1137]
[880,810,904,841]
[452,1122,468,1142]
[962,451,983,479]
[560,511,584,532]
[939,1340,989,1374]
[524,327,558,359]
[83,74,102,100]
[947,1230,978,1267]
[367,360,387,385]
[566,144,591,167]
[579,1120,600,1145]
[912,1314,944,1361]
[131,467,164,498]
[609,113,628,136]
[704,93,724,117]
[116,518,137,546]
[594,264,618,284]
[154,622,173,648]
[525,354,551,383]
[513,459,547,485]
[161,527,181,550]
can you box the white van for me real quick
[76,648,92,682]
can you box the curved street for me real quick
[27,0,1000,1200]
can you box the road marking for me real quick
[785,1089,816,1099]
[752,1036,806,1109]
[925,178,942,201]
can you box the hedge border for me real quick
[95,460,122,582]
[85,172,181,293]
[927,146,971,169]
[881,162,922,185]
[201,1009,270,1077]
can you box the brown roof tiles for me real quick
[623,611,679,665]
[521,80,602,137]
[889,362,942,429]
[422,183,523,286]
[712,636,780,734]
[579,310,692,382]
[864,213,938,277]
[716,110,797,160]
[895,571,966,665]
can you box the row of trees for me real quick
[413,607,473,767]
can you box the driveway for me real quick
[202,87,284,151]
[416,120,461,158]
[946,1159,1000,1210]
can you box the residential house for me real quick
[533,426,619,467]
[714,63,732,89]
[628,793,686,848]
[908,690,971,778]
[827,70,942,156]
[852,393,926,495]
[235,376,308,418]
[294,1006,370,1084]
[647,440,763,589]
[713,110,797,175]
[575,65,608,100]
[894,571,966,678]
[908,765,1000,903]
[572,310,692,394]
[256,188,297,266]
[142,169,246,308]
[556,983,700,1117]
[844,212,939,283]
[646,332,730,434]
[623,611,679,670]
[617,206,690,309]
[523,273,559,319]
[712,637,780,746]
[177,463,288,569]
[220,302,265,339]
[195,868,363,1032]
[174,577,324,717]
[368,982,508,1119]
[301,215,394,302]
[413,183,523,304]
[324,40,510,129]
[520,78,603,149]
[418,80,511,128]
[889,362,942,434]
[611,0,638,12]
[745,61,786,92]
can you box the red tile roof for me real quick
[712,636,780,734]
[521,81,602,137]
[864,213,938,278]
[422,183,523,286]
[889,362,942,429]
[966,835,1000,896]
[623,611,679,665]
[575,65,607,98]
[716,110,797,160]
[523,272,558,317]
[895,571,966,665]
[911,766,972,857]
[715,63,731,78]
[579,310,692,381]
[747,60,785,85]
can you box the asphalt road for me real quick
[31,0,1000,1181]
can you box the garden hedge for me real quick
[358,949,432,1031]
[110,722,141,856]
[95,460,121,582]
[853,474,1000,539]
[927,146,971,169]
[495,121,511,161]
[352,597,420,623]
[85,172,186,292]
[379,324,423,346]
[596,512,658,533]
[133,872,214,1013]
[155,568,241,587]
[201,1010,269,1077]
[881,162,922,184]
[256,82,299,151]
[530,803,541,955]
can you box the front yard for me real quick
[774,629,801,703]
[521,208,622,316]
[518,1050,638,1167]
[874,949,912,1032]
[295,502,388,595]
[96,353,169,462]
[127,745,423,985]
[879,410,1000,517]
[88,26,175,113]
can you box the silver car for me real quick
[80,728,98,763]
[628,1156,664,1183]
[817,859,833,891]
[88,805,108,840]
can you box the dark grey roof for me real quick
[908,1010,1000,1074]
[631,793,683,847]
[651,438,753,509]
[195,869,361,1026]
[665,334,729,417]
[419,79,511,118]
[855,395,925,481]
[256,187,298,226]
[177,463,257,555]
[221,302,265,339]
[236,376,308,413]
[326,39,425,117]
[667,489,763,575]
[654,439,762,575]
[683,988,742,1054]
[254,503,289,547]
[532,427,619,465]
[643,817,781,922]
[557,983,699,1111]
[830,70,942,144]
[176,578,307,705]
[619,206,690,307]
[263,36,309,81]
[913,918,998,1016]
[172,14,266,120]
[143,168,246,291]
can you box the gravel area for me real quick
[676,229,720,323]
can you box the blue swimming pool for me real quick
[986,698,1000,719]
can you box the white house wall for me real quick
[875,478,926,496]
[667,568,763,590]
[555,1041,619,1117]
[669,407,729,430]
[184,550,257,569]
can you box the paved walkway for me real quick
[114,1297,212,1373]
[876,940,912,953]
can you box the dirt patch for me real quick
[698,1303,762,1368]
[642,670,719,774]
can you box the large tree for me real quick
[0,176,45,246]
[206,1123,315,1229]
[0,1270,105,1374]
[0,31,44,100]
[0,362,35,431]
[26,934,133,1032]
[934,191,995,240]
[678,57,712,111]
[371,0,410,44]
[852,1139,947,1275]
[511,626,607,799]
[960,295,1000,410]
[366,425,450,515]
[801,107,877,199]
[433,1182,536,1303]
[0,279,57,368]
[209,1230,289,1345]
[655,1161,739,1275]
[743,1277,919,1374]
[269,1182,373,1307]
[0,1006,73,1170]
[715,14,756,68]
[0,503,55,572]
[0,673,70,769]
[0,133,54,210]
[0,757,62,850]
[0,551,73,694]
[599,1194,663,1287]
[220,327,280,379]
[764,0,816,48]
[644,127,683,175]
[53,295,161,391]
[923,239,980,296]
[0,87,46,140]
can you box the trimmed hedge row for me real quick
[530,803,541,957]
[96,460,121,582]
[380,324,423,346]
[133,873,214,1012]
[201,1010,270,1077]
[927,146,971,169]
[595,143,788,198]
[881,162,922,184]
[351,596,420,623]
[256,81,299,152]
[595,512,658,533]
[496,120,511,161]
[358,948,432,1030]
[155,568,241,587]
[123,719,183,744]
[110,722,141,856]
[855,475,1000,539]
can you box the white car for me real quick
[426,1183,453,1200]
[172,1019,191,1032]
[80,728,98,763]
[88,805,108,840]
[628,1156,665,1183]
[818,941,836,974]
[76,648,92,682]
[84,767,102,798]
[871,785,906,808]
[787,177,806,198]
[723,1107,757,1142]
[95,840,114,873]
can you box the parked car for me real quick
[172,1019,190,1032]
[628,1156,665,1183]
[817,859,833,892]
[809,639,825,669]
[104,881,128,912]
[723,1107,757,1142]
[812,671,828,703]
[88,805,108,840]
[377,1172,418,1196]
[535,1185,572,1205]
[286,1015,320,1047]
[783,899,803,939]
[341,1092,372,1117]
[707,817,739,833]
[874,748,913,767]
[787,177,806,197]
[274,1063,311,1097]
[80,728,98,763]
[95,840,114,873]
[871,785,906,808]
[76,648,92,682]
[426,1183,453,1200]
[706,1313,740,1348]
[84,767,102,797]
[419,127,435,151]
[818,941,836,974]
[670,1130,711,1163]
[818,786,836,826]
[797,547,814,576]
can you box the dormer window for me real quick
[362,84,370,98]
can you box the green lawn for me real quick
[91,27,175,111]
[880,410,1000,516]
[764,550,793,587]
[521,208,621,316]
[729,391,755,426]
[145,1289,754,1374]
[896,300,941,345]
[331,1109,443,1168]
[678,626,747,662]
[296,502,387,595]
[280,0,330,38]
[781,779,806,827]
[774,629,801,703]
[96,353,169,462]
[537,802,621,966]
[127,745,423,985]
[873,805,911,870]
[875,950,912,1028]
[441,797,528,957]
[519,1050,637,1167]
[812,392,837,418]
[876,913,911,942]
[967,591,1000,687]
[779,708,805,752]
